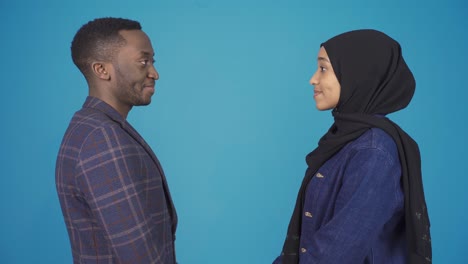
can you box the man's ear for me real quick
[91,62,111,80]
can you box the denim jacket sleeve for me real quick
[299,146,402,264]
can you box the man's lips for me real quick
[143,84,155,93]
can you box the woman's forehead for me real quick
[317,47,330,61]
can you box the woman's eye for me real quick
[320,66,326,72]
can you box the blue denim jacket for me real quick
[275,128,406,264]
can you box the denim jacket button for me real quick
[305,212,313,217]
[300,248,307,253]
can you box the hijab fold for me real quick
[280,30,432,263]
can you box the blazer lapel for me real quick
[120,121,178,232]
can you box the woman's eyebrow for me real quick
[318,57,330,63]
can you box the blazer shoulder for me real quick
[70,107,122,132]
[61,107,123,149]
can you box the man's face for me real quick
[112,30,159,109]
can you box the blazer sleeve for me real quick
[299,147,403,264]
[75,127,163,263]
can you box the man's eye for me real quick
[320,66,326,72]
[140,59,155,66]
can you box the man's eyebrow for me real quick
[318,57,330,63]
[140,51,155,57]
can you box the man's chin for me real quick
[135,98,152,106]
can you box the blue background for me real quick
[1,0,466,263]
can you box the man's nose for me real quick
[148,65,159,80]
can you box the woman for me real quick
[274,30,432,263]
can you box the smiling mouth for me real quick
[143,83,155,89]
[143,84,155,95]
[314,90,322,97]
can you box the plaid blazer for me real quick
[56,96,177,264]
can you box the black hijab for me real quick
[280,29,432,263]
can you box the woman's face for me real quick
[309,47,341,111]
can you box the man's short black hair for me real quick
[71,17,142,78]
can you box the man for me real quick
[56,17,177,263]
